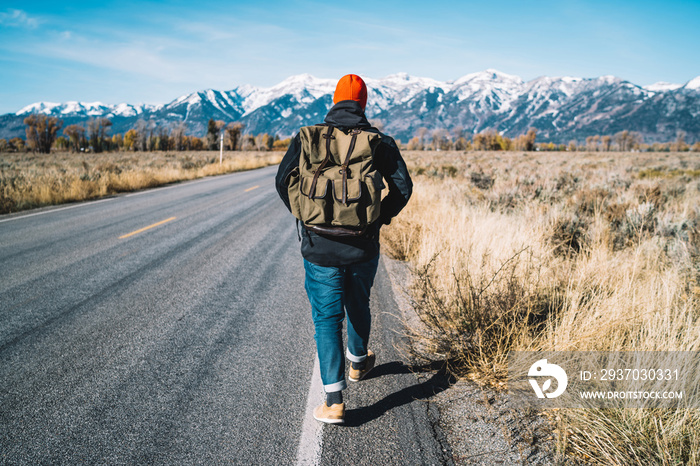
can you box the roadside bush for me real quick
[382,150,700,464]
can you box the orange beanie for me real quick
[333,74,367,109]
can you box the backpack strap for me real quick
[339,129,361,205]
[308,125,335,199]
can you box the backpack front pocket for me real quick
[297,176,332,225]
[332,178,362,203]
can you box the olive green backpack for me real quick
[288,124,384,236]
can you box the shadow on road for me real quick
[344,360,456,427]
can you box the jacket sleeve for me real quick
[275,133,301,212]
[374,135,413,225]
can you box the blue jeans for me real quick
[304,255,380,392]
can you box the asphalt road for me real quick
[0,165,447,465]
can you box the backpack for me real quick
[287,124,384,236]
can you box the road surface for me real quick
[0,165,447,465]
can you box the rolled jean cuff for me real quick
[324,380,347,392]
[346,348,367,363]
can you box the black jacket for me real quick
[275,100,413,266]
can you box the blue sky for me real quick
[1,0,699,114]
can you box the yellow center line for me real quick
[244,185,260,192]
[119,217,177,239]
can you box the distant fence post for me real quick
[219,132,224,165]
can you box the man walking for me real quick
[275,74,412,424]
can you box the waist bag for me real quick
[288,124,384,236]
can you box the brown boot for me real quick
[349,350,375,382]
[313,402,345,424]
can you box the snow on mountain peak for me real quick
[238,74,335,114]
[278,73,322,84]
[62,101,109,115]
[274,73,335,95]
[454,69,523,86]
[17,101,111,116]
[597,75,622,85]
[382,72,411,81]
[363,74,449,113]
[16,100,160,117]
[526,75,587,98]
[451,69,524,107]
[12,70,697,134]
[114,103,141,117]
[368,73,449,94]
[16,102,61,115]
[559,76,583,83]
[684,76,700,91]
[172,92,203,106]
[644,81,683,92]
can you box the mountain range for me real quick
[2,70,699,144]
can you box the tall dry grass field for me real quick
[0,150,283,215]
[382,150,700,464]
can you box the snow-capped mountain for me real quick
[644,82,683,92]
[3,70,699,143]
[16,101,159,118]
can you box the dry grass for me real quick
[0,150,282,214]
[381,150,700,464]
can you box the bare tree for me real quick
[225,122,244,150]
[416,127,429,148]
[155,125,171,151]
[206,119,225,150]
[10,137,25,152]
[24,114,63,153]
[123,129,138,151]
[431,128,452,151]
[134,119,155,151]
[674,131,688,151]
[407,137,423,150]
[254,133,274,151]
[64,124,86,152]
[87,118,112,153]
[171,121,187,151]
[523,128,537,151]
[241,134,256,151]
[615,131,635,152]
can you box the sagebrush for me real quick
[382,150,700,464]
[0,150,282,214]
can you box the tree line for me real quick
[406,127,540,151]
[404,126,700,152]
[3,114,699,154]
[2,115,291,154]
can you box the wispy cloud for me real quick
[0,0,698,114]
[0,9,39,28]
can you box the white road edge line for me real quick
[0,197,115,224]
[295,355,324,466]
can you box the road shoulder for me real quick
[318,256,451,465]
[382,255,560,465]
